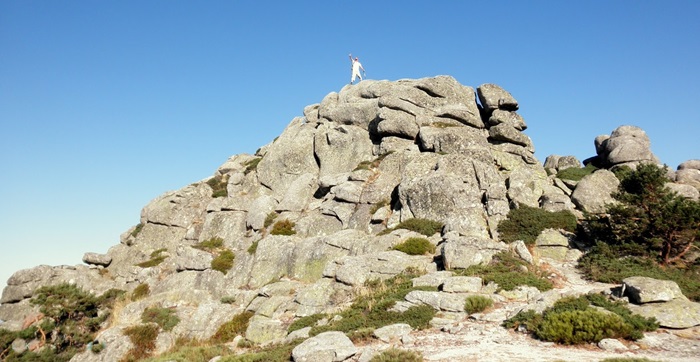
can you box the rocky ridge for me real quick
[1,76,700,362]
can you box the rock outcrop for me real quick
[2,77,699,362]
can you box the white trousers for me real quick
[351,71,362,83]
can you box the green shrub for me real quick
[141,344,230,362]
[264,212,278,228]
[141,306,180,332]
[9,283,116,361]
[456,252,553,292]
[136,248,168,268]
[370,347,423,362]
[271,219,296,236]
[536,309,630,345]
[370,199,390,215]
[353,152,393,171]
[247,240,260,254]
[392,237,436,255]
[193,237,224,251]
[503,293,657,345]
[309,272,436,337]
[288,313,326,333]
[218,340,301,362]
[132,283,150,300]
[206,175,229,198]
[464,295,493,314]
[210,311,254,344]
[243,157,262,175]
[212,249,235,274]
[131,223,144,238]
[380,218,443,236]
[122,324,159,361]
[431,121,459,128]
[498,205,577,245]
[556,163,597,181]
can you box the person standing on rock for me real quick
[349,53,366,85]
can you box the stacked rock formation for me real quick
[1,77,699,362]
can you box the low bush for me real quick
[370,199,390,215]
[456,252,553,292]
[141,344,230,362]
[193,237,224,251]
[271,219,296,236]
[380,218,443,237]
[131,223,144,238]
[264,212,278,228]
[287,313,326,333]
[370,347,423,362]
[353,152,393,171]
[536,308,630,345]
[556,163,598,181]
[243,157,262,175]
[209,311,255,344]
[121,324,159,361]
[136,248,168,268]
[503,294,657,345]
[308,272,436,337]
[132,283,150,300]
[206,175,229,198]
[498,205,577,245]
[141,306,180,332]
[464,295,493,314]
[392,237,436,255]
[212,249,235,274]
[247,240,260,254]
[218,340,301,362]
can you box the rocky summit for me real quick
[2,76,700,362]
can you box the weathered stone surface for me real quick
[665,182,700,200]
[411,271,454,288]
[256,118,319,197]
[543,155,581,171]
[506,164,548,208]
[174,245,213,271]
[477,83,518,111]
[596,125,659,167]
[676,168,700,189]
[245,315,287,344]
[571,169,620,213]
[314,123,374,178]
[598,338,628,352]
[140,183,210,228]
[623,276,686,304]
[373,323,413,343]
[510,240,534,264]
[374,107,419,139]
[404,290,468,312]
[82,252,112,267]
[291,331,357,362]
[488,123,532,149]
[442,276,483,293]
[441,233,508,270]
[488,109,526,131]
[417,126,490,156]
[330,251,436,286]
[534,229,571,261]
[628,299,700,329]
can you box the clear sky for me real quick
[1,1,699,287]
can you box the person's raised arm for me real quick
[349,54,353,62]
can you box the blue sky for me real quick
[1,1,699,286]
